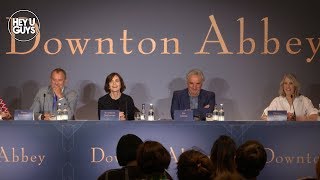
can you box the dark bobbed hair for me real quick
[137,141,171,174]
[116,134,143,166]
[210,135,237,177]
[177,149,214,180]
[235,140,267,179]
[51,68,67,79]
[104,72,126,93]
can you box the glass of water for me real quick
[206,113,213,121]
[134,112,141,120]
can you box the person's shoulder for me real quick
[98,94,109,102]
[271,96,283,102]
[173,89,188,95]
[297,95,309,100]
[38,86,49,92]
[121,93,133,99]
[297,95,313,103]
[35,86,49,95]
[64,87,78,95]
[97,168,124,180]
[201,89,215,95]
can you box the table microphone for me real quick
[291,95,296,121]
[41,93,46,120]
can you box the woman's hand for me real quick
[119,112,126,120]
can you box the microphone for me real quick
[41,93,46,120]
[125,100,128,120]
[291,95,296,121]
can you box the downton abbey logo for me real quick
[91,146,319,165]
[7,9,40,42]
[0,146,45,165]
[3,14,319,62]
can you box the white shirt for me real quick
[263,95,318,117]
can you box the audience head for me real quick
[186,69,205,97]
[116,134,143,166]
[213,171,245,180]
[104,72,126,93]
[279,73,300,97]
[137,140,171,174]
[210,135,237,176]
[177,149,213,180]
[235,140,267,179]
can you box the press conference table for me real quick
[0,120,319,180]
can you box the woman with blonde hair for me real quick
[261,73,318,121]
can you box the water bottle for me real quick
[212,104,218,121]
[218,104,224,121]
[62,108,68,120]
[56,103,62,120]
[148,104,155,121]
[0,108,3,120]
[140,104,146,120]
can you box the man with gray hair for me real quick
[170,69,215,120]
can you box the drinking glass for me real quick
[134,112,141,120]
[206,113,213,121]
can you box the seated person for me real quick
[98,72,138,120]
[0,97,12,120]
[137,141,173,179]
[97,134,144,180]
[177,149,214,180]
[210,135,237,178]
[30,68,78,120]
[235,140,267,180]
[261,73,318,121]
[170,69,215,120]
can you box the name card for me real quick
[100,110,120,121]
[14,110,34,120]
[267,110,287,121]
[174,110,193,121]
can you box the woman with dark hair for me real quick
[235,140,267,180]
[98,72,138,120]
[137,141,173,180]
[261,73,318,121]
[97,134,144,180]
[177,149,214,180]
[210,135,237,178]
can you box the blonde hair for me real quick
[278,73,300,97]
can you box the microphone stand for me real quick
[291,95,296,121]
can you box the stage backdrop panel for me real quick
[1,121,319,180]
[0,0,320,120]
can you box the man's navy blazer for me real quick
[170,88,215,120]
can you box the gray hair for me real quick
[186,69,205,82]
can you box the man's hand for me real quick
[52,85,63,99]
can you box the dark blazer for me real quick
[170,88,215,120]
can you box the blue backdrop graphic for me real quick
[0,121,319,180]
